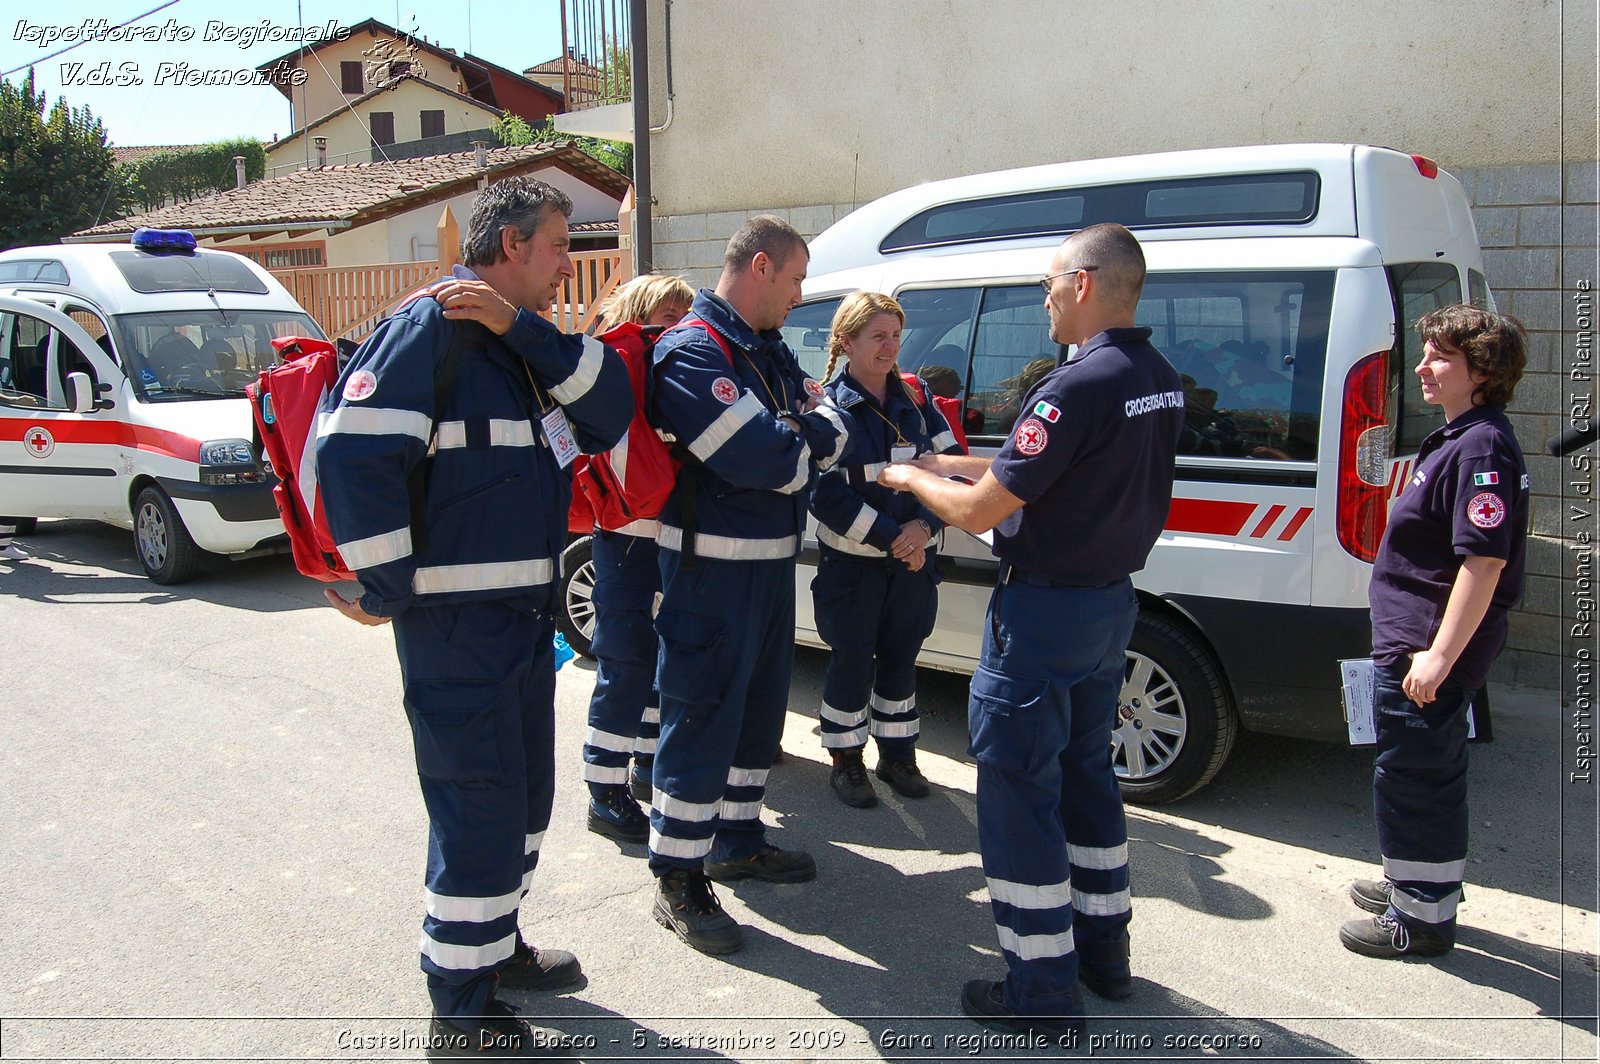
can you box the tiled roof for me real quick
[73,144,630,238]
[570,220,619,233]
[524,55,602,76]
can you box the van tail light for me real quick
[1411,154,1439,179]
[1337,351,1394,563]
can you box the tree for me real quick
[0,72,121,248]
[493,113,632,179]
[120,139,268,214]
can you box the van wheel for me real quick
[133,486,202,585]
[1114,613,1237,804]
[558,536,597,658]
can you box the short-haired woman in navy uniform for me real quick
[1342,304,1529,959]
[810,291,965,807]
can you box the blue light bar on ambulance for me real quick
[131,228,198,253]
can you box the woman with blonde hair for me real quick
[809,291,965,807]
[579,272,694,844]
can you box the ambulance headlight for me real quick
[199,438,265,484]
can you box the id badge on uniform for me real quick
[890,444,917,463]
[541,406,580,469]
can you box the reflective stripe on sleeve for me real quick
[688,392,762,462]
[547,334,607,405]
[931,430,959,453]
[318,405,432,442]
[412,558,555,595]
[813,402,848,468]
[337,526,413,570]
[816,525,887,558]
[846,502,879,543]
[657,525,797,561]
[419,930,516,971]
[995,925,1074,961]
[986,876,1072,910]
[776,447,810,495]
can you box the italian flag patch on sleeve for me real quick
[1473,471,1500,486]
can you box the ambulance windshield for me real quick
[113,309,323,400]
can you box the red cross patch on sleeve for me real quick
[1467,491,1506,529]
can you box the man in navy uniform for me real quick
[646,216,847,954]
[318,177,629,1057]
[881,223,1182,1036]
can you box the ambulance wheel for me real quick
[1114,613,1237,804]
[12,518,36,534]
[133,485,202,585]
[558,536,597,658]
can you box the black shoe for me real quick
[875,757,931,799]
[495,938,583,990]
[1350,878,1392,915]
[427,999,574,1059]
[1339,913,1452,959]
[704,844,817,883]
[653,867,744,954]
[829,749,878,808]
[959,979,1084,1042]
[771,746,786,765]
[587,785,648,844]
[1077,935,1134,1000]
[629,761,653,805]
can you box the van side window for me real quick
[778,299,841,380]
[1389,263,1464,453]
[1,313,53,408]
[1468,268,1490,310]
[968,285,1064,437]
[1139,271,1334,461]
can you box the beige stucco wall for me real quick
[644,0,1586,216]
[267,79,501,173]
[285,28,472,132]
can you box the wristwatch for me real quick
[916,519,933,538]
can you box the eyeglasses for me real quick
[1040,265,1099,293]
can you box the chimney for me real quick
[314,136,328,167]
[472,140,488,168]
[234,155,246,189]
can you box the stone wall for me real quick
[648,162,1599,690]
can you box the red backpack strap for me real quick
[668,317,735,365]
[900,370,927,407]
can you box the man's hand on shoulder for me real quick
[434,280,518,336]
[324,588,392,626]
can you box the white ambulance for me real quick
[0,231,325,583]
[782,143,1490,802]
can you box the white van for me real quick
[0,231,325,583]
[784,143,1491,801]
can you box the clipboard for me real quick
[1339,658,1476,746]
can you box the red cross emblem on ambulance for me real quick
[23,426,55,459]
[1467,491,1505,529]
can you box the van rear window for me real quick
[109,250,269,295]
[880,172,1320,253]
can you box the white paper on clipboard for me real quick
[1339,657,1476,746]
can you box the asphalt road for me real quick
[1,521,1596,1063]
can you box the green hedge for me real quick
[120,139,267,213]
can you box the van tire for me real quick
[1115,613,1237,805]
[133,486,202,585]
[557,535,597,658]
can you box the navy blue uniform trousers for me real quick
[1373,660,1472,942]
[648,552,794,875]
[812,549,937,758]
[969,575,1137,1017]
[393,601,555,1019]
[582,531,661,796]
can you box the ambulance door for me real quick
[0,297,123,519]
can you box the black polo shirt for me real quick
[990,327,1184,586]
[1369,404,1529,690]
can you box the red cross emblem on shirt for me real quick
[23,427,54,458]
[1467,491,1505,529]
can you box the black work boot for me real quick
[1338,912,1452,959]
[875,756,931,798]
[1077,935,1134,1000]
[704,844,817,883]
[1349,878,1392,915]
[829,748,878,808]
[959,979,1085,1042]
[494,937,583,990]
[629,758,653,804]
[587,784,649,844]
[653,867,744,954]
[427,998,574,1059]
